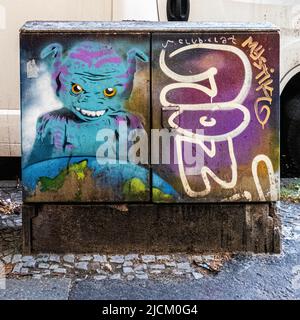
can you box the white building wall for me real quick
[0,0,112,156]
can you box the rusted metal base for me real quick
[22,203,281,255]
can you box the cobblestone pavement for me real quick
[0,219,230,281]
[1,180,300,299]
[0,181,230,282]
[0,182,22,265]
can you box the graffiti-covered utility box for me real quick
[20,22,280,254]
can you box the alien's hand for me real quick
[36,114,66,151]
[51,123,66,150]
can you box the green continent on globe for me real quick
[38,160,87,192]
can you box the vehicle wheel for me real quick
[286,95,300,175]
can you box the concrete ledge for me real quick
[22,203,281,254]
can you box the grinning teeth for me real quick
[96,110,105,116]
[76,107,106,117]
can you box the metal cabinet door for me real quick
[21,31,151,202]
[151,32,280,203]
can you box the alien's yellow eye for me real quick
[71,83,83,95]
[103,87,117,97]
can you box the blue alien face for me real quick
[41,41,148,122]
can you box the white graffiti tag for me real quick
[159,43,277,200]
[252,154,278,201]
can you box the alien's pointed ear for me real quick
[40,43,63,66]
[130,49,149,63]
[126,48,149,75]
[124,49,149,98]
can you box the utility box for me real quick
[20,22,280,254]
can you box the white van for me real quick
[0,0,299,175]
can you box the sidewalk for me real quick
[1,180,300,300]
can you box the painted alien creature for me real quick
[28,41,149,165]
[23,40,179,202]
